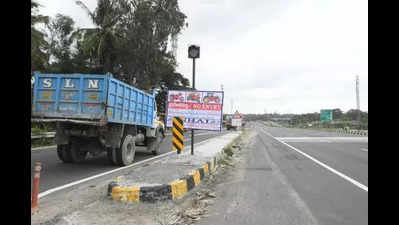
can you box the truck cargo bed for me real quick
[32,73,155,127]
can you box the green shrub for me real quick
[223,147,234,157]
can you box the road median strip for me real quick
[108,156,218,203]
[107,132,240,203]
[37,131,236,200]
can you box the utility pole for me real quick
[356,75,360,123]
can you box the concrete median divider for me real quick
[107,131,240,203]
[108,158,217,203]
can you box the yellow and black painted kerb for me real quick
[172,117,184,154]
[108,155,220,203]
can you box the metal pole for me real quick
[191,58,195,155]
[356,75,361,123]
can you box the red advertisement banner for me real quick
[168,102,222,111]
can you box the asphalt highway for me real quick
[31,129,230,194]
[199,122,368,225]
[256,123,368,225]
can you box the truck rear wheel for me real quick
[57,144,72,163]
[116,134,136,166]
[70,141,88,163]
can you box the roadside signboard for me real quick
[166,90,224,131]
[320,109,333,122]
[232,110,242,127]
[232,118,242,127]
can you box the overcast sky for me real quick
[36,0,368,114]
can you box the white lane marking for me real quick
[361,148,368,152]
[275,137,368,143]
[38,136,221,199]
[260,129,368,192]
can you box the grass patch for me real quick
[221,128,249,158]
[223,146,234,157]
[218,157,231,166]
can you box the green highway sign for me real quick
[320,109,333,122]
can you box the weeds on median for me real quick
[221,128,250,160]
[218,157,232,166]
[223,147,234,157]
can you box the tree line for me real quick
[244,108,368,129]
[31,0,190,94]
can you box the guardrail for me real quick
[31,132,55,139]
[336,129,368,136]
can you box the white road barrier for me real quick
[31,132,56,139]
[335,129,367,136]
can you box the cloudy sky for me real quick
[36,0,368,114]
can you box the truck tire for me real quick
[116,134,136,166]
[57,144,72,163]
[70,141,88,163]
[147,130,164,155]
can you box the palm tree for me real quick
[75,0,130,73]
[31,0,50,71]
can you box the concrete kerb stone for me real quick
[107,155,222,203]
[107,156,220,203]
[107,133,238,204]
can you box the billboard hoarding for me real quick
[166,90,224,131]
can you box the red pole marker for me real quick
[31,162,42,213]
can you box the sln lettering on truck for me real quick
[41,79,100,89]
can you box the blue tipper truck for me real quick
[31,73,165,166]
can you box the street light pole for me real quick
[188,45,200,155]
[191,57,195,155]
